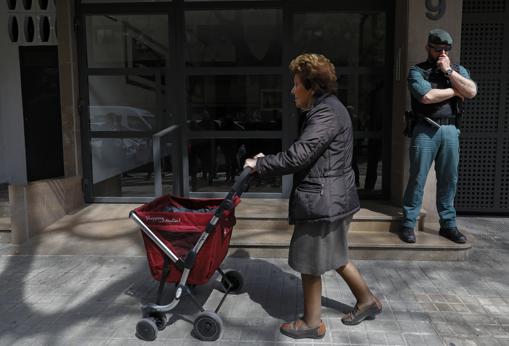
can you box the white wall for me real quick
[0,96,7,183]
[0,2,27,184]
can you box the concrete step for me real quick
[0,200,12,243]
[229,227,471,261]
[0,216,11,243]
[348,226,471,261]
[0,202,10,218]
[234,209,411,233]
[230,198,470,261]
[234,198,423,233]
[0,231,11,243]
[0,183,8,202]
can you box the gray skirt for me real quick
[288,216,352,276]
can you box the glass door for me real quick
[290,3,392,197]
[78,7,177,202]
[183,7,288,197]
[77,0,393,201]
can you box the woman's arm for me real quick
[255,105,338,177]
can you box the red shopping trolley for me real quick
[129,168,255,342]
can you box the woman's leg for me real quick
[336,261,380,310]
[279,273,326,339]
[301,273,322,328]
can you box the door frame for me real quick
[76,0,393,202]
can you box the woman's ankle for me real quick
[302,317,322,329]
[356,295,381,310]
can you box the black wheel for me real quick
[152,312,167,331]
[136,318,158,341]
[221,270,244,293]
[193,311,223,341]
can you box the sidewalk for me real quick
[0,207,508,345]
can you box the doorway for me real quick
[76,0,392,202]
[19,46,64,182]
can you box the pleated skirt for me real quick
[288,216,352,276]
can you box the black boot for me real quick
[439,227,466,243]
[399,226,416,243]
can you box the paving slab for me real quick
[0,210,508,345]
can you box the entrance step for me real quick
[0,201,12,243]
[0,202,10,218]
[229,199,471,261]
[0,183,8,204]
[233,199,423,233]
[0,229,11,243]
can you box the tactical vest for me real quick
[411,61,460,118]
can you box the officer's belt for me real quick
[429,117,457,125]
[416,114,458,126]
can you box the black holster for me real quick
[455,98,464,129]
[403,111,417,138]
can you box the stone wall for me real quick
[10,177,84,244]
[1,1,84,244]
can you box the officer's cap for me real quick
[428,29,453,46]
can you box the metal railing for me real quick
[152,124,181,197]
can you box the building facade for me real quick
[0,0,507,244]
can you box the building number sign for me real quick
[426,0,446,20]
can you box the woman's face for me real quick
[291,74,314,110]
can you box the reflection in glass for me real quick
[88,75,165,132]
[188,75,282,131]
[185,9,281,66]
[350,144,383,192]
[185,0,270,1]
[189,138,281,192]
[157,137,176,196]
[86,15,168,68]
[291,9,390,194]
[293,12,385,67]
[91,137,158,197]
[336,74,350,108]
[359,14,386,66]
[357,75,385,133]
[83,0,169,2]
[360,76,384,191]
[345,75,385,192]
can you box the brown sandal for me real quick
[279,319,326,339]
[341,301,382,326]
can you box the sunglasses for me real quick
[428,44,452,52]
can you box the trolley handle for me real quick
[217,167,255,212]
[231,167,256,196]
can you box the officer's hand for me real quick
[437,55,451,73]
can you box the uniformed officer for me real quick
[399,29,477,243]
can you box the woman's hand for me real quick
[244,153,264,171]
[243,158,257,170]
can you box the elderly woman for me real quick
[244,53,381,339]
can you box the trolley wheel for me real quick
[221,270,244,293]
[136,317,158,341]
[193,311,223,341]
[152,312,167,331]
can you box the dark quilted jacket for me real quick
[256,93,360,224]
